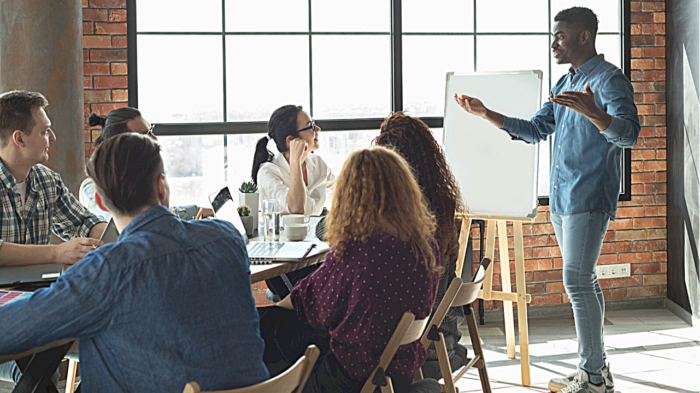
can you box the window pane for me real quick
[403,36,474,117]
[311,0,389,32]
[316,130,380,176]
[226,36,310,121]
[226,134,263,198]
[402,0,474,33]
[550,0,620,33]
[138,36,224,123]
[160,135,225,208]
[312,36,391,119]
[550,35,622,88]
[476,35,550,105]
[476,0,549,33]
[136,0,221,32]
[225,0,308,32]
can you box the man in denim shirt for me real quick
[0,134,269,392]
[455,7,639,393]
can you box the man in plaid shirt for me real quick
[0,90,107,266]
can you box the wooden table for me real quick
[249,235,329,284]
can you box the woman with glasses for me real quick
[80,108,212,221]
[252,105,335,216]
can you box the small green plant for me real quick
[237,205,251,216]
[239,181,258,193]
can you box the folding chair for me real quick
[415,257,492,393]
[183,345,319,393]
[360,312,430,393]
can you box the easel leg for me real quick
[513,222,531,386]
[497,221,515,359]
[455,218,472,278]
[481,221,497,300]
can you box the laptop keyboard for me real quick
[248,242,285,258]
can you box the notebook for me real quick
[208,187,322,264]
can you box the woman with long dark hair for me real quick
[252,105,334,216]
[81,108,212,221]
[374,112,469,379]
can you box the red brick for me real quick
[615,230,647,241]
[546,282,565,293]
[83,21,93,34]
[109,9,127,22]
[619,252,651,264]
[644,137,666,148]
[647,229,666,240]
[659,285,667,296]
[603,288,626,299]
[83,35,111,48]
[655,195,667,205]
[609,219,633,230]
[655,36,666,46]
[629,195,655,205]
[641,2,665,12]
[93,76,128,89]
[631,24,642,35]
[597,254,618,265]
[533,270,562,282]
[627,286,659,298]
[553,258,563,269]
[644,93,665,103]
[532,246,561,259]
[84,89,111,103]
[643,70,666,81]
[112,36,127,48]
[656,128,667,138]
[631,148,652,162]
[637,105,654,115]
[631,48,642,58]
[654,12,665,23]
[112,89,128,102]
[600,241,633,254]
[630,13,654,23]
[253,290,273,305]
[655,104,666,115]
[95,22,127,35]
[524,258,553,271]
[91,102,127,115]
[82,0,88,7]
[644,161,666,171]
[660,262,667,272]
[633,240,666,252]
[644,183,667,194]
[90,49,127,61]
[523,235,549,248]
[656,172,667,182]
[110,62,127,75]
[631,161,644,172]
[641,24,665,35]
[632,184,644,194]
[609,275,642,288]
[645,206,666,216]
[89,0,126,8]
[631,2,641,12]
[617,207,645,218]
[533,223,555,235]
[643,47,666,58]
[632,36,654,46]
[655,59,666,69]
[83,62,110,75]
[84,76,92,89]
[632,82,655,93]
[633,217,666,229]
[652,251,667,262]
[83,8,108,21]
[531,294,562,306]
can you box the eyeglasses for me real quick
[142,124,155,137]
[297,120,317,133]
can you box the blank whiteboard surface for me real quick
[443,70,542,219]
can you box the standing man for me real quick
[0,90,107,384]
[0,133,269,392]
[455,7,639,393]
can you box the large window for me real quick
[128,0,630,208]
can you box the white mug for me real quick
[283,214,310,226]
[285,223,308,241]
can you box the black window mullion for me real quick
[390,0,402,112]
[308,0,314,117]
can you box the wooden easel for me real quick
[455,213,535,386]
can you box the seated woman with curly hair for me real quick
[258,146,442,393]
[374,112,469,379]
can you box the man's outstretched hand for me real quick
[550,82,612,131]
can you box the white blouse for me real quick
[257,153,335,216]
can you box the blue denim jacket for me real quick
[502,54,640,218]
[0,205,269,392]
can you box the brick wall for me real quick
[82,0,128,163]
[83,2,667,308]
[475,1,668,311]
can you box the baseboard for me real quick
[664,298,700,327]
[480,296,666,322]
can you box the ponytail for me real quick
[251,136,274,184]
[88,113,107,127]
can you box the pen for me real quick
[194,207,203,220]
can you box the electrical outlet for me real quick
[596,263,631,278]
[611,266,617,275]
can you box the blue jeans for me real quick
[551,211,610,384]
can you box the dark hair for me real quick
[88,107,142,147]
[251,105,303,184]
[554,7,599,41]
[374,112,465,267]
[87,133,164,217]
[0,91,49,146]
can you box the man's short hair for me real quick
[0,91,49,146]
[87,133,164,217]
[555,7,599,40]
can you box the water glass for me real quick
[263,199,280,241]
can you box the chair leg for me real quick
[380,375,394,393]
[66,360,78,393]
[465,305,492,393]
[413,367,424,382]
[435,333,456,393]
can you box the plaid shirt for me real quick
[0,160,104,246]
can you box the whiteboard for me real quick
[443,70,542,219]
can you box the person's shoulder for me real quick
[186,218,246,248]
[32,164,61,182]
[80,177,94,190]
[309,154,329,167]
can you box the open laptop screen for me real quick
[209,187,249,243]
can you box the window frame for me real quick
[126,0,632,204]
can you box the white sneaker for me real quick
[549,364,614,393]
[558,370,606,393]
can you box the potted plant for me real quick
[237,205,254,236]
[238,181,259,230]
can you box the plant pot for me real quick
[239,215,254,237]
[239,192,259,229]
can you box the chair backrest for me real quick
[452,257,490,307]
[182,345,320,393]
[419,277,462,349]
[360,312,428,393]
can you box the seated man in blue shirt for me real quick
[454,7,639,393]
[0,133,269,392]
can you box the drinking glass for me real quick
[263,199,281,241]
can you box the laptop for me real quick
[100,218,119,244]
[209,187,324,264]
[0,263,65,287]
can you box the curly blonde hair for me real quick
[326,146,442,274]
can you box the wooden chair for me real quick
[360,312,430,393]
[182,345,320,393]
[416,257,492,393]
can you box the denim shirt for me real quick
[502,54,640,218]
[0,205,269,392]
